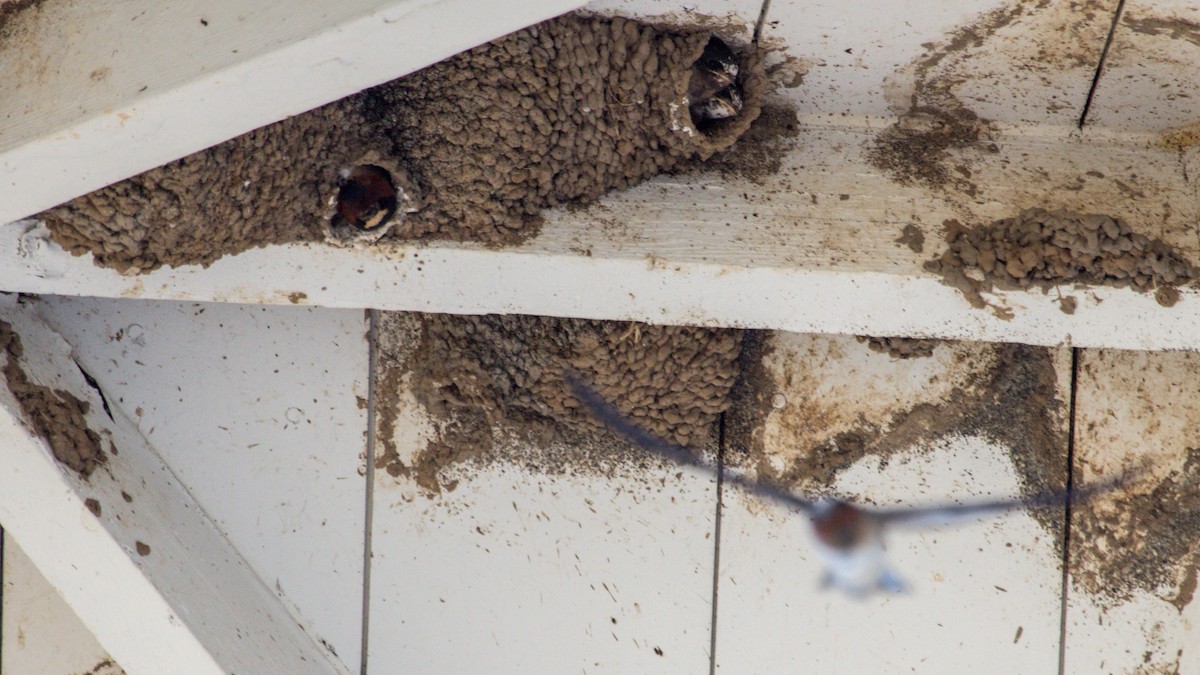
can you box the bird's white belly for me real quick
[812,538,890,592]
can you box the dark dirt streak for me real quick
[866,2,1038,192]
[74,359,113,421]
[1077,0,1125,129]
[1123,15,1200,48]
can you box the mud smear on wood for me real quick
[1073,447,1200,608]
[0,320,106,477]
[0,0,44,37]
[866,1,1023,193]
[727,341,1069,535]
[856,336,939,360]
[1123,15,1200,49]
[869,0,1113,196]
[677,99,800,182]
[869,106,991,193]
[926,208,1197,314]
[82,659,124,675]
[41,13,767,272]
[1157,121,1200,152]
[375,312,743,494]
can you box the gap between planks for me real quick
[360,309,380,675]
[1057,348,1081,675]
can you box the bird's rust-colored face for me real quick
[812,502,871,551]
[334,165,398,231]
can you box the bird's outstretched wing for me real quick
[872,469,1140,529]
[567,374,817,514]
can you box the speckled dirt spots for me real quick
[1072,349,1200,608]
[1073,447,1200,605]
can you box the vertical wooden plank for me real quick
[366,313,719,673]
[34,297,369,673]
[1083,0,1200,134]
[715,333,1071,672]
[1066,350,1200,674]
[1,534,123,675]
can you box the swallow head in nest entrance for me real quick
[333,165,398,232]
[688,36,744,125]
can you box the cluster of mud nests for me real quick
[927,208,1198,312]
[39,13,766,272]
[0,320,107,477]
[376,312,743,493]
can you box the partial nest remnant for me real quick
[1,321,107,478]
[378,313,745,492]
[40,13,767,272]
[856,336,938,359]
[926,208,1198,309]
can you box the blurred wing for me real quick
[874,470,1138,529]
[568,374,816,514]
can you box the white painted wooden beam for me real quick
[3,126,1200,354]
[0,297,349,675]
[2,535,121,675]
[0,0,584,225]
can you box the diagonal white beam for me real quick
[0,296,349,675]
[0,0,584,225]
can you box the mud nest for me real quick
[42,104,366,273]
[926,208,1198,309]
[1,321,107,477]
[856,335,939,359]
[378,313,744,492]
[40,13,766,272]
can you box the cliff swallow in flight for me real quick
[688,36,742,123]
[569,376,1134,597]
[334,165,397,231]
